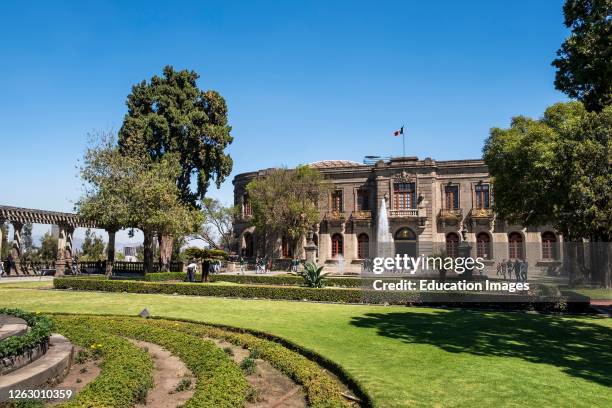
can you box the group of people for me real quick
[255,256,272,274]
[496,259,529,282]
[185,260,223,282]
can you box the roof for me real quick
[308,160,364,168]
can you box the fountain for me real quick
[376,197,395,259]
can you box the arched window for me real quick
[508,232,523,259]
[446,233,460,258]
[331,234,343,257]
[281,236,292,258]
[476,232,491,259]
[357,233,369,259]
[395,228,416,241]
[541,232,557,260]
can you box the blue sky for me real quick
[0,0,568,244]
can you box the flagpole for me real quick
[402,124,405,157]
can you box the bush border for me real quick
[0,308,54,362]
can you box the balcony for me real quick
[438,208,463,227]
[351,210,372,219]
[389,208,418,217]
[469,208,495,228]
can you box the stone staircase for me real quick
[0,315,74,400]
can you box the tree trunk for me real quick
[201,260,211,282]
[605,241,612,289]
[158,234,173,272]
[143,231,155,274]
[564,235,579,286]
[105,230,116,276]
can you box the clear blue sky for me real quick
[0,1,568,242]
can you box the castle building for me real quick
[233,157,562,276]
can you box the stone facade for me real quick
[233,157,563,276]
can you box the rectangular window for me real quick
[393,182,416,209]
[243,194,252,216]
[475,184,490,209]
[444,185,459,209]
[357,189,370,211]
[331,190,343,212]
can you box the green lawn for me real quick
[564,287,612,300]
[0,285,610,407]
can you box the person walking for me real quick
[238,256,245,275]
[186,260,198,282]
[6,253,14,276]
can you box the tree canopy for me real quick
[196,198,237,251]
[246,166,326,256]
[483,101,611,286]
[80,228,106,261]
[76,133,201,272]
[118,65,234,206]
[484,102,611,239]
[552,0,612,111]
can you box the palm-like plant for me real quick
[299,262,328,288]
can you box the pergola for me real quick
[0,205,98,276]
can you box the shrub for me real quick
[299,262,329,288]
[0,308,54,362]
[52,316,154,408]
[240,357,257,375]
[148,318,352,408]
[60,316,248,408]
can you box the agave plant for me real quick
[299,262,328,288]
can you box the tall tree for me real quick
[196,198,237,251]
[77,133,200,273]
[77,132,136,272]
[129,154,202,273]
[118,66,233,269]
[20,223,34,262]
[552,0,612,112]
[484,102,611,287]
[39,233,58,262]
[80,228,106,261]
[246,166,325,258]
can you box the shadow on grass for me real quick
[351,310,612,387]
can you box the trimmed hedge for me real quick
[0,308,54,361]
[53,277,590,310]
[54,277,371,303]
[88,316,248,408]
[52,316,154,408]
[136,272,364,287]
[53,315,248,408]
[147,318,351,408]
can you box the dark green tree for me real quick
[80,228,106,261]
[118,66,233,270]
[552,0,612,112]
[247,166,326,258]
[39,232,58,262]
[20,223,34,262]
[484,102,611,287]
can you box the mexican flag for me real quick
[393,126,404,137]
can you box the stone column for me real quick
[11,222,23,275]
[64,226,74,272]
[55,226,67,276]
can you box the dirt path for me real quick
[129,339,195,408]
[48,346,101,406]
[208,337,307,408]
